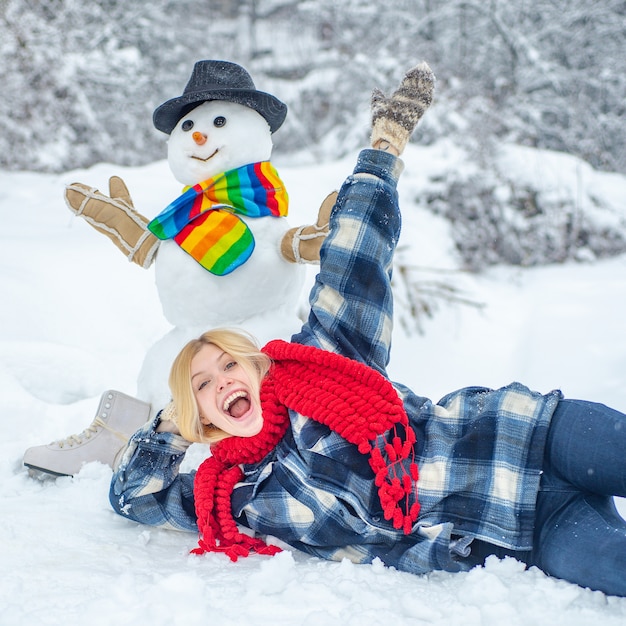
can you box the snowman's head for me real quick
[167,100,274,186]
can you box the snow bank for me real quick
[2,146,626,624]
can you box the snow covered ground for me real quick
[2,144,626,625]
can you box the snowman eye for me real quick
[213,116,226,128]
[181,119,194,132]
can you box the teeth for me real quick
[223,390,247,413]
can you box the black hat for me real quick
[153,60,287,135]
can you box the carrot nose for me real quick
[192,131,207,145]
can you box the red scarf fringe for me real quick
[192,340,419,560]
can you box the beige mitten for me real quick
[370,62,435,155]
[65,176,160,268]
[155,401,181,433]
[280,191,337,264]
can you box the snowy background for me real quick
[2,142,626,624]
[3,1,624,176]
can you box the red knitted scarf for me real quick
[192,339,419,561]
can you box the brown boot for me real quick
[280,191,337,264]
[370,62,435,155]
[65,176,159,269]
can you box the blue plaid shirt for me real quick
[110,150,560,575]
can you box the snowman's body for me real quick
[137,100,305,412]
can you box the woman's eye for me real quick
[213,116,226,128]
[181,119,194,131]
[225,361,236,370]
[198,380,210,391]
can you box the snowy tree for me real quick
[1,0,625,270]
[2,0,624,174]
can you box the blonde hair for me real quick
[168,328,271,444]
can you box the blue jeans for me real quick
[470,399,626,596]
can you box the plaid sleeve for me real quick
[292,149,403,375]
[109,415,198,532]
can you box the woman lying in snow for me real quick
[108,63,626,597]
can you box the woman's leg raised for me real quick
[530,398,626,596]
[532,489,626,596]
[545,398,626,496]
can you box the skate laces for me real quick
[55,417,127,448]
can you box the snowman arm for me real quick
[279,192,336,264]
[64,176,159,269]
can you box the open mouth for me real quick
[191,148,219,162]
[223,390,251,419]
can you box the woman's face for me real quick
[190,343,263,438]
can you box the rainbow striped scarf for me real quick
[148,162,288,275]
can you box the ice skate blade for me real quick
[25,464,71,479]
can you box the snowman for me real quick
[23,60,332,477]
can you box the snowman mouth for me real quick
[191,149,219,162]
[223,390,251,419]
